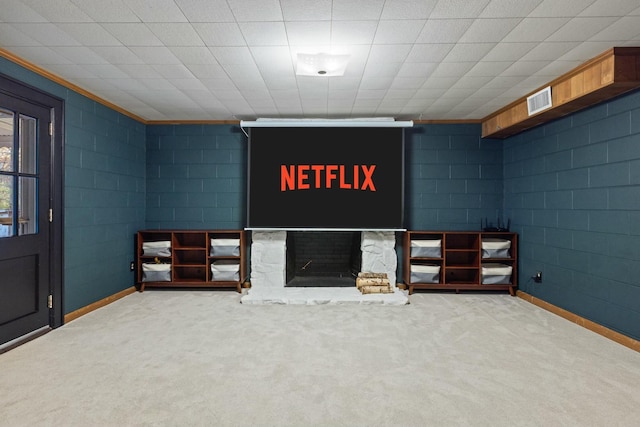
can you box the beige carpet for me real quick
[1,290,638,426]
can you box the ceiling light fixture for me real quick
[296,53,350,77]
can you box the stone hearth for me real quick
[241,230,409,305]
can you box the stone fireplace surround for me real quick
[241,230,409,305]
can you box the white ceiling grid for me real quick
[0,0,638,121]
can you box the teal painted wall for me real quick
[504,90,640,340]
[145,124,245,229]
[0,58,146,314]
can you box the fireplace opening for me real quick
[285,231,361,287]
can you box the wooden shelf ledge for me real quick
[482,47,640,139]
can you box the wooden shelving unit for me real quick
[136,230,246,292]
[403,231,518,296]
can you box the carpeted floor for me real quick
[1,290,638,426]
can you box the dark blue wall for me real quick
[0,57,146,313]
[145,124,245,229]
[504,90,640,340]
[405,124,503,230]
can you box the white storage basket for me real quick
[211,260,240,281]
[481,238,511,258]
[410,264,440,283]
[410,239,442,258]
[481,263,513,284]
[210,238,240,256]
[142,241,171,257]
[142,263,171,282]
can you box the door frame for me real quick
[0,73,64,329]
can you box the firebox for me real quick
[285,231,361,287]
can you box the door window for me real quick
[0,109,38,237]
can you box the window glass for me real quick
[0,175,14,237]
[0,109,13,172]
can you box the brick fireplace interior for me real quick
[285,231,362,287]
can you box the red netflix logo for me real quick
[281,164,376,191]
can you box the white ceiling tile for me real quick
[169,47,218,65]
[330,21,377,45]
[91,46,144,64]
[174,0,235,22]
[209,46,254,64]
[528,0,595,17]
[21,0,93,22]
[589,16,640,41]
[396,62,438,78]
[146,24,205,47]
[499,60,551,77]
[332,0,385,20]
[227,0,283,21]
[58,23,122,46]
[9,46,73,65]
[363,62,403,78]
[465,61,513,76]
[50,46,108,64]
[368,45,412,62]
[200,78,236,91]
[430,0,491,19]
[406,44,454,62]
[240,22,288,46]
[102,23,163,46]
[123,0,188,22]
[416,19,474,43]
[518,42,580,61]
[0,24,39,46]
[579,0,640,17]
[193,23,245,47]
[480,0,543,17]
[359,77,394,90]
[450,75,493,89]
[374,20,425,44]
[546,17,619,42]
[459,19,521,43]
[129,46,182,64]
[556,41,618,61]
[286,21,331,46]
[185,64,226,79]
[381,0,438,19]
[116,63,163,79]
[390,77,427,89]
[483,42,539,61]
[503,18,571,42]
[0,0,46,22]
[430,62,475,77]
[251,46,295,75]
[168,78,209,91]
[152,64,195,79]
[280,0,332,20]
[81,63,130,78]
[70,0,140,22]
[442,43,497,62]
[15,23,82,46]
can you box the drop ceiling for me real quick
[1,0,639,122]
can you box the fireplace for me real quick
[286,231,361,287]
[241,230,408,304]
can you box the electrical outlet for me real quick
[534,271,542,283]
[130,261,135,271]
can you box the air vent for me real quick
[527,86,552,116]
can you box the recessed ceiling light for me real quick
[296,53,350,77]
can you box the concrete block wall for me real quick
[405,124,504,230]
[504,90,640,340]
[145,124,245,230]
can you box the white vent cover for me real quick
[527,86,552,116]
